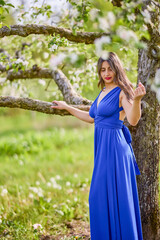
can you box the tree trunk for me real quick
[130,49,160,240]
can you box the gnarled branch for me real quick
[0,96,91,115]
[0,64,92,105]
[0,24,110,44]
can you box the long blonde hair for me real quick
[97,52,134,102]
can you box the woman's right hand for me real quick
[51,100,69,110]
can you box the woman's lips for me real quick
[105,77,112,80]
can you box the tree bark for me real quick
[130,49,160,240]
[0,24,110,44]
[0,96,91,114]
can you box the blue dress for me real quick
[88,86,143,240]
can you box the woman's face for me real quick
[100,61,115,85]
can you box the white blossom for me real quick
[98,17,110,31]
[127,13,136,22]
[38,79,46,86]
[116,26,138,42]
[49,44,58,52]
[49,53,66,68]
[70,53,78,64]
[94,36,111,58]
[89,8,100,21]
[70,7,79,18]
[141,9,151,23]
[107,11,116,26]
[43,52,49,59]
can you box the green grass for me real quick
[0,110,94,239]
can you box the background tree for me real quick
[0,0,160,239]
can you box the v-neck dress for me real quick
[88,86,143,240]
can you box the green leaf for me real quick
[0,7,3,14]
[6,3,15,8]
[4,7,9,14]
[0,0,5,7]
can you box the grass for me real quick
[0,110,94,239]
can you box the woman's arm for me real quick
[121,82,146,126]
[51,100,94,124]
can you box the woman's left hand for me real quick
[133,82,146,101]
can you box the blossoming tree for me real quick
[0,0,160,239]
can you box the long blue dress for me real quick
[88,86,143,240]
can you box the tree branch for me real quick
[0,24,110,44]
[0,96,91,115]
[0,64,92,105]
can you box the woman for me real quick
[51,52,146,239]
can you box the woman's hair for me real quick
[97,52,134,102]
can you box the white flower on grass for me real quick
[55,175,61,180]
[66,181,71,187]
[74,197,78,202]
[47,198,52,203]
[33,223,43,230]
[53,204,57,208]
[67,188,73,194]
[155,69,160,85]
[19,160,23,165]
[0,219,2,224]
[47,182,52,187]
[50,177,62,189]
[29,193,34,199]
[55,209,64,216]
[29,187,44,197]
[35,181,40,186]
[74,173,78,178]
[1,188,8,197]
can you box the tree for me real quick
[0,0,160,239]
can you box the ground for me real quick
[40,220,91,240]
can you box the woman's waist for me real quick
[94,120,123,129]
